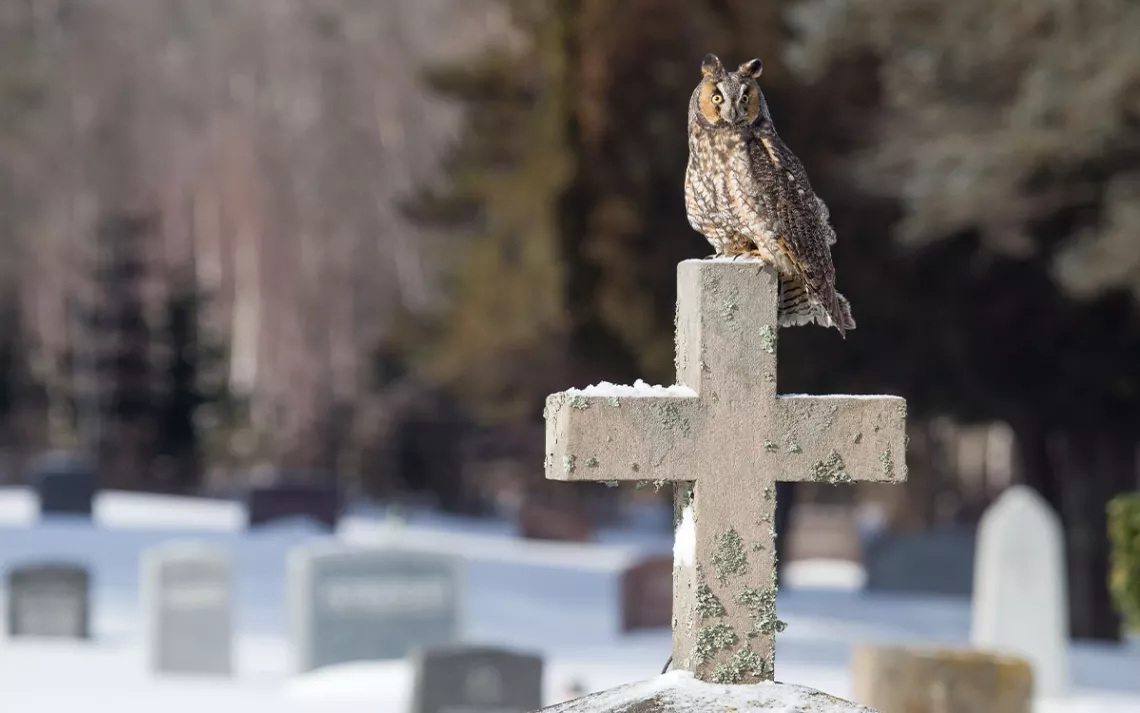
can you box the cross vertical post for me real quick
[544,259,907,684]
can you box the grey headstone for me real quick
[6,563,90,638]
[862,526,976,596]
[288,544,462,672]
[31,451,97,518]
[411,646,544,713]
[142,542,233,675]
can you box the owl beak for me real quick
[723,104,737,123]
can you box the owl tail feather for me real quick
[777,274,856,338]
[832,291,857,338]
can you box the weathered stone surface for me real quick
[543,260,908,683]
[971,486,1069,698]
[534,671,881,713]
[851,645,1032,713]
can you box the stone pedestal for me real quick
[851,645,1032,713]
[535,672,880,713]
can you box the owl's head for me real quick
[689,53,769,129]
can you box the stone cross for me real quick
[543,260,907,685]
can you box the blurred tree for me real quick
[784,0,1140,640]
[65,212,155,488]
[153,271,236,493]
[399,0,576,431]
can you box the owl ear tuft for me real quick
[738,58,763,79]
[701,53,725,79]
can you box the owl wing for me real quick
[743,128,838,296]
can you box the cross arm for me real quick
[544,388,704,483]
[771,395,908,484]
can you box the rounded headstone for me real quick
[971,485,1068,697]
[535,672,880,713]
[851,645,1031,713]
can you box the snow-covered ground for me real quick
[0,487,1137,712]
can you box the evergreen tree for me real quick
[153,272,234,493]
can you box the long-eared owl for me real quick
[684,53,855,336]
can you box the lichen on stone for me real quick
[695,622,737,664]
[763,486,773,501]
[632,462,640,473]
[763,372,775,383]
[762,440,777,453]
[751,542,765,552]
[711,646,772,684]
[786,440,802,454]
[602,480,619,488]
[758,325,777,355]
[543,453,553,470]
[695,579,726,619]
[712,528,747,581]
[608,396,621,408]
[722,300,740,321]
[737,586,788,637]
[569,395,591,410]
[878,447,894,478]
[585,457,600,469]
[563,455,577,474]
[810,450,852,485]
[654,402,691,435]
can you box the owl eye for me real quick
[711,93,723,104]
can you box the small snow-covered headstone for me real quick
[246,482,341,530]
[863,526,976,597]
[6,562,90,638]
[288,543,461,672]
[31,451,97,519]
[620,555,673,631]
[971,485,1069,698]
[517,494,595,542]
[142,541,233,676]
[411,645,543,713]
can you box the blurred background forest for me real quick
[0,0,1137,643]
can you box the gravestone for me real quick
[31,451,97,518]
[411,646,543,713]
[288,543,461,672]
[852,645,1031,713]
[863,526,976,597]
[246,481,341,530]
[971,485,1069,698]
[542,259,908,699]
[620,555,673,631]
[6,563,90,639]
[141,541,233,675]
[517,494,595,542]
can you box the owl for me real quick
[684,53,855,337]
